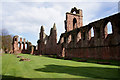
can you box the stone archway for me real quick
[73,18,77,29]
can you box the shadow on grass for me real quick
[35,64,120,79]
[2,75,31,80]
[2,75,102,80]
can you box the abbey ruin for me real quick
[12,7,120,60]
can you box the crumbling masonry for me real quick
[12,7,120,60]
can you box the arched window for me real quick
[77,32,81,42]
[15,38,17,41]
[107,22,113,34]
[36,45,38,50]
[44,40,47,44]
[88,27,94,40]
[91,27,94,37]
[104,21,113,38]
[21,44,23,50]
[25,44,27,50]
[73,18,77,29]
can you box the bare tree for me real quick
[0,29,13,52]
[1,28,9,36]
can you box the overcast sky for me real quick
[1,0,119,45]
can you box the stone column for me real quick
[68,35,71,44]
[27,40,29,50]
[12,35,19,53]
[32,46,36,51]
[23,38,26,50]
[19,38,22,50]
[30,46,34,55]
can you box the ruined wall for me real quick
[37,23,57,55]
[12,36,33,54]
[12,36,19,53]
[58,12,120,60]
[12,7,120,61]
[37,26,46,55]
[65,7,83,32]
[44,23,57,55]
[66,46,120,60]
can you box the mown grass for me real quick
[2,53,120,80]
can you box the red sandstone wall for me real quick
[66,45,120,60]
[44,29,57,55]
[57,44,64,57]
[57,13,120,60]
[66,13,82,32]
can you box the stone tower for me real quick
[64,7,83,32]
[12,35,19,53]
[37,26,46,55]
[40,25,44,41]
[52,23,57,44]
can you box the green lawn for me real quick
[2,53,120,80]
